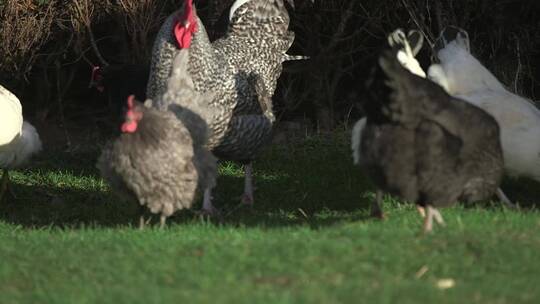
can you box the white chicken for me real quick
[0,85,42,202]
[428,28,540,204]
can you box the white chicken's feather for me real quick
[351,118,366,164]
[428,30,540,182]
[427,36,505,95]
[0,85,42,169]
[0,85,23,145]
[0,122,42,168]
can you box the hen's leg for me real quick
[241,163,254,206]
[422,205,445,233]
[371,190,385,219]
[159,215,167,229]
[138,205,150,230]
[138,210,146,229]
[422,206,434,233]
[139,216,146,230]
[416,205,426,218]
[496,188,518,209]
[432,208,445,226]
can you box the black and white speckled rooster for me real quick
[97,49,217,228]
[147,0,301,214]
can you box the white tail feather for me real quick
[388,29,426,78]
[351,118,366,165]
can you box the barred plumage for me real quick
[98,49,217,227]
[147,0,297,212]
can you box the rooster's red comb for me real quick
[174,0,197,49]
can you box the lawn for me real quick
[0,132,539,303]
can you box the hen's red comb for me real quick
[127,95,135,109]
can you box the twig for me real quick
[513,35,521,94]
[88,26,109,67]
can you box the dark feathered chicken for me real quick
[146,0,298,213]
[97,50,217,227]
[352,50,504,233]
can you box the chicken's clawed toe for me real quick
[196,206,223,222]
[421,205,445,234]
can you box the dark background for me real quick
[1,0,539,148]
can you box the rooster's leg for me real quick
[0,170,9,203]
[370,190,385,219]
[496,188,518,209]
[241,163,254,206]
[201,187,219,216]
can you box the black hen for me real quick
[352,50,504,232]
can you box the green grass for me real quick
[1,132,539,303]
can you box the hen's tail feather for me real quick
[387,29,426,78]
[388,29,423,57]
[376,50,429,125]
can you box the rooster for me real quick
[146,0,299,214]
[0,85,42,202]
[97,49,217,228]
[353,48,503,233]
[428,28,540,204]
